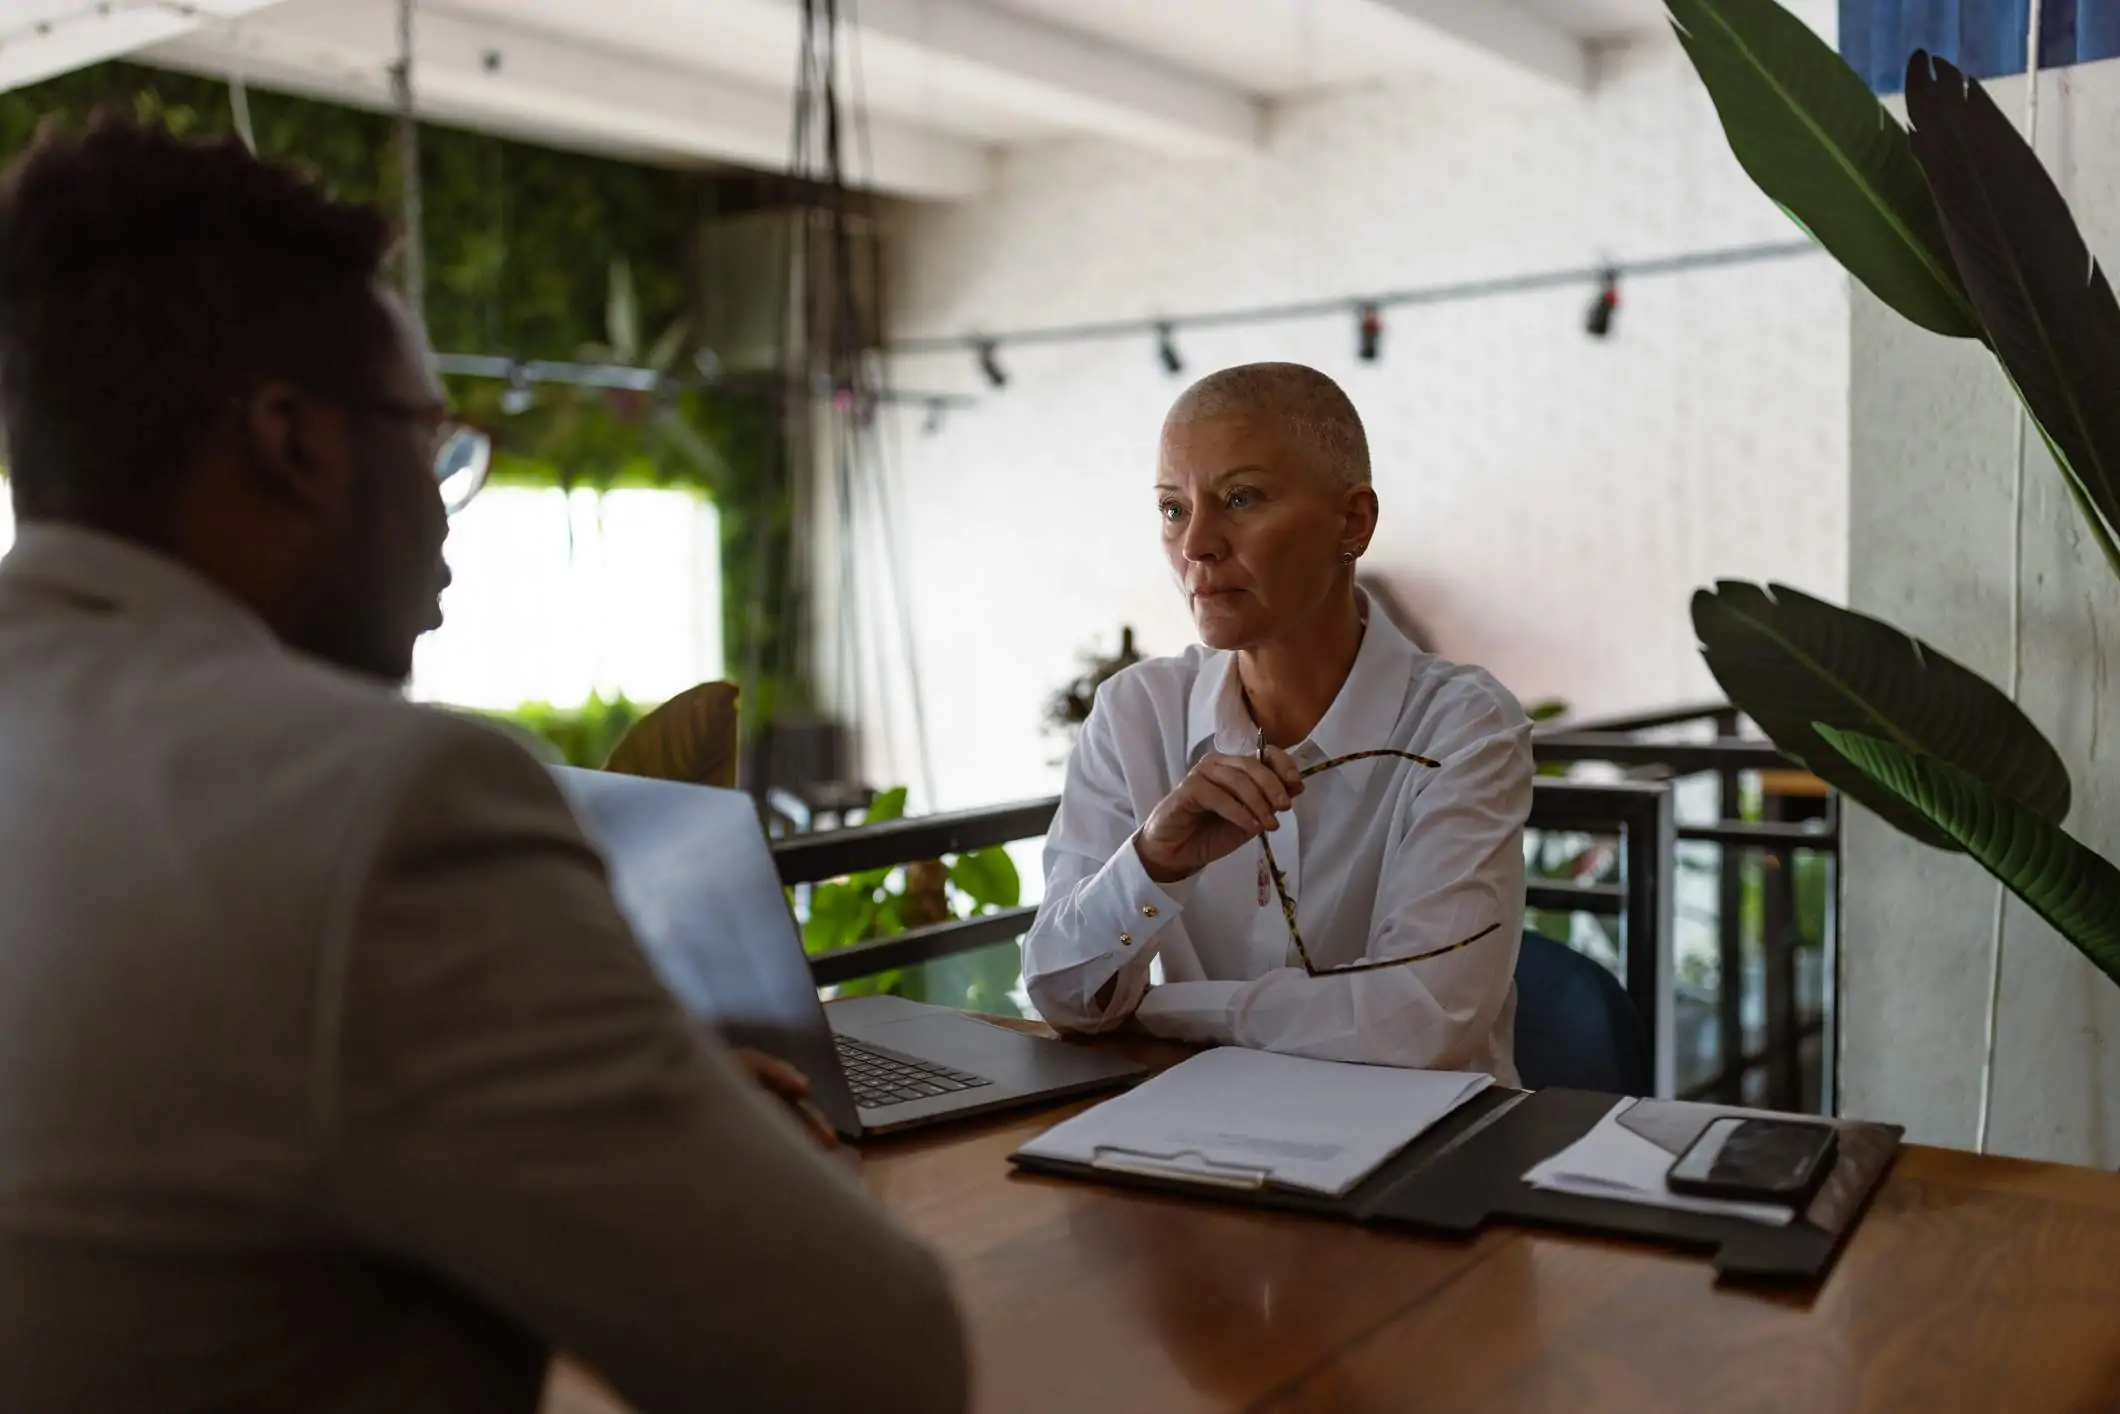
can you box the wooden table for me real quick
[548,1024,2120,1414]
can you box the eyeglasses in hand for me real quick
[1254,732,1501,978]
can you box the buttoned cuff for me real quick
[1044,834,1193,974]
[1136,982,1242,1044]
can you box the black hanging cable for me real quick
[828,0,938,807]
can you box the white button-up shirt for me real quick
[1023,596,1532,1083]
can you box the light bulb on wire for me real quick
[976,339,1007,389]
[1156,322,1183,376]
[1586,268,1620,339]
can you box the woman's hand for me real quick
[1134,747,1304,884]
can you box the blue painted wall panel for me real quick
[1841,0,2120,91]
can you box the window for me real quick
[411,486,723,710]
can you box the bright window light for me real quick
[0,484,723,715]
[410,485,723,711]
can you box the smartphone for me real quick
[1666,1115,1838,1206]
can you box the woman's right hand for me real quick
[1134,747,1305,884]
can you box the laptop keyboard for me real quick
[836,1034,995,1112]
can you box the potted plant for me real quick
[1664,0,2120,985]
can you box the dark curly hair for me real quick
[0,115,396,518]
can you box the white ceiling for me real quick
[0,0,1677,200]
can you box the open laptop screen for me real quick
[548,767,858,1132]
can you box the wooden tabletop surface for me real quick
[547,1022,2120,1414]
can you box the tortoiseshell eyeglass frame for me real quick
[1255,733,1501,978]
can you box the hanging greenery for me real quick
[0,62,803,718]
[0,61,714,483]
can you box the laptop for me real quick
[550,767,1145,1138]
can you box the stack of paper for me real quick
[1521,1098,1799,1226]
[1017,1047,1494,1198]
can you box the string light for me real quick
[1156,322,1183,376]
[500,359,535,415]
[1586,267,1620,339]
[976,339,1007,389]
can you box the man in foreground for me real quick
[0,118,966,1414]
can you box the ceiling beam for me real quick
[1363,0,1590,97]
[0,0,287,93]
[833,0,1261,155]
[144,0,990,200]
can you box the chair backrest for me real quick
[603,681,741,788]
[1512,929,1653,1094]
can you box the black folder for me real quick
[1010,1087,1903,1283]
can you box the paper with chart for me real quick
[1017,1046,1494,1198]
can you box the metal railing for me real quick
[773,777,1680,1090]
[770,699,1837,1107]
[1531,703,1837,1111]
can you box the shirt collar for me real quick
[0,521,279,649]
[1184,589,1420,787]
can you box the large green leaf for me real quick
[948,847,1022,911]
[863,787,909,824]
[801,881,875,955]
[1904,52,2120,582]
[1665,0,1979,338]
[1820,728,2120,986]
[1693,581,2070,849]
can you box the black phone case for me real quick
[1666,1117,1839,1204]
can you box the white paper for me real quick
[1522,1099,1796,1226]
[1018,1046,1494,1198]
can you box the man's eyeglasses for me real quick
[324,394,493,516]
[432,422,492,516]
[1255,735,1501,978]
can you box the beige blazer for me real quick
[0,525,965,1414]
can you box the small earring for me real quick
[1339,550,1358,564]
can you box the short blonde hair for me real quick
[1163,362,1372,491]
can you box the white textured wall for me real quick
[1844,62,2120,1162]
[862,8,1848,813]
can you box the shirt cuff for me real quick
[1135,981,1242,1045]
[1039,833,1194,975]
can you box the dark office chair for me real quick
[1512,929,1653,1094]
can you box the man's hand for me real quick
[731,1047,838,1150]
[1134,747,1304,885]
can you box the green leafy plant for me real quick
[0,65,803,724]
[1044,627,1144,739]
[483,694,642,768]
[800,788,1028,1015]
[1670,1,2120,985]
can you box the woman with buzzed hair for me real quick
[1022,363,1533,1080]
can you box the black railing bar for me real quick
[1538,701,1734,737]
[1526,881,1624,915]
[1676,821,1839,848]
[807,906,1041,988]
[1675,1016,1828,1104]
[1533,736,1793,773]
[773,780,1670,884]
[1526,779,1674,833]
[807,888,1626,988]
[772,798,1060,884]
